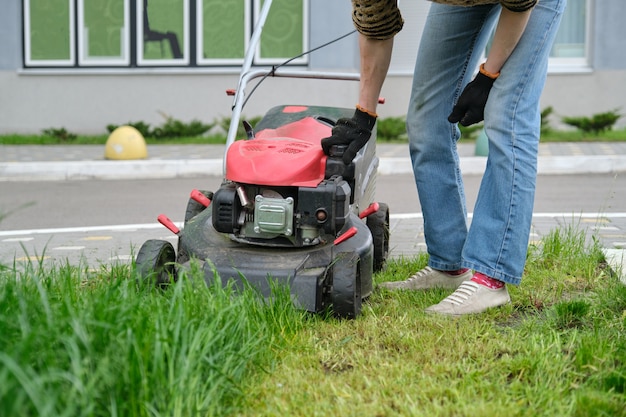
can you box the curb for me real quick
[378,155,626,176]
[603,249,626,285]
[0,159,224,181]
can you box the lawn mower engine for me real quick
[136,105,389,319]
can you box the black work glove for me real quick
[448,65,498,127]
[321,107,377,164]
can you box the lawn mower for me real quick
[134,0,390,319]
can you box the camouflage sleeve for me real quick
[352,0,404,40]
[500,0,537,12]
[430,1,538,12]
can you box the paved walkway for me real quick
[3,142,626,162]
[2,142,626,180]
[1,142,625,281]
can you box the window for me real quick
[549,0,590,70]
[195,0,307,66]
[78,0,130,66]
[255,0,307,65]
[138,0,189,65]
[197,0,249,65]
[24,0,75,66]
[22,0,307,68]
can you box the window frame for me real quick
[77,0,131,66]
[196,0,251,66]
[547,0,593,73]
[136,0,190,66]
[253,0,308,66]
[23,0,76,67]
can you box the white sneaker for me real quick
[425,280,510,316]
[379,266,472,291]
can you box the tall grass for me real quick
[0,261,305,416]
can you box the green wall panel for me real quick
[142,0,185,60]
[202,0,245,59]
[28,0,71,60]
[84,0,125,57]
[260,0,304,59]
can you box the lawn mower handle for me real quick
[226,68,360,145]
[223,0,360,175]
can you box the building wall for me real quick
[0,0,361,135]
[1,0,624,135]
[541,0,626,129]
[593,0,626,71]
[0,0,20,70]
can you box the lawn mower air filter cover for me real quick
[225,117,330,187]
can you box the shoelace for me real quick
[441,281,480,306]
[406,266,434,282]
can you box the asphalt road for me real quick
[1,173,625,267]
[1,173,624,230]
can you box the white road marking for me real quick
[2,237,34,242]
[2,214,626,237]
[0,222,182,237]
[390,212,626,220]
[52,246,86,251]
[110,255,134,261]
[1,213,623,282]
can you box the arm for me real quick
[351,0,402,112]
[321,0,402,163]
[484,7,532,75]
[320,35,392,163]
[358,34,394,114]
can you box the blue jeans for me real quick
[406,0,566,284]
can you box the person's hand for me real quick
[321,106,377,164]
[448,64,499,126]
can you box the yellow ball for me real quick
[105,126,148,160]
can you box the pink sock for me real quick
[471,272,505,289]
[446,267,470,276]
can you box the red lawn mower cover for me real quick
[225,115,330,187]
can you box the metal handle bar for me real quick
[226,69,360,147]
[223,0,359,175]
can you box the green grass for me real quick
[0,134,227,146]
[0,261,306,416]
[456,127,626,143]
[1,224,625,416]
[237,225,625,416]
[2,127,625,145]
[540,127,626,143]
